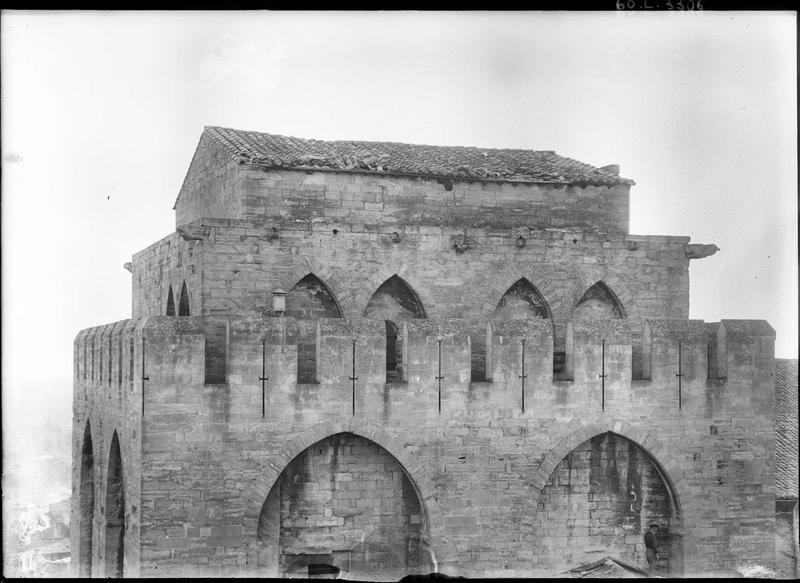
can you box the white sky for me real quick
[1,11,797,420]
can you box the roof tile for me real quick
[203,126,634,187]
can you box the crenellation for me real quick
[73,128,779,579]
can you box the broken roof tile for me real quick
[203,126,634,187]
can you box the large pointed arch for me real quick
[244,418,445,572]
[104,431,125,578]
[493,277,553,321]
[255,432,433,578]
[573,280,626,319]
[78,421,95,577]
[532,428,683,576]
[364,274,427,321]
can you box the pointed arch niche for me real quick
[364,275,426,383]
[536,432,682,576]
[104,431,125,578]
[165,285,176,316]
[493,278,554,378]
[178,281,190,316]
[493,278,552,322]
[573,281,625,320]
[79,422,95,577]
[256,432,433,579]
[286,273,343,383]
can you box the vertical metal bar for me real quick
[435,339,444,414]
[258,339,269,418]
[599,340,607,411]
[349,340,358,416]
[141,338,149,418]
[676,341,683,411]
[521,340,525,413]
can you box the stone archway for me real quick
[244,418,444,576]
[256,432,432,580]
[530,423,685,577]
[78,421,95,577]
[104,431,125,578]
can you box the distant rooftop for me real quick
[203,126,634,187]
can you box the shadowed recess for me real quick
[104,431,125,578]
[287,273,342,383]
[178,281,190,316]
[165,285,175,316]
[537,432,682,577]
[79,422,94,578]
[256,433,433,580]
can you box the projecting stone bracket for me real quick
[684,243,720,259]
[177,224,210,241]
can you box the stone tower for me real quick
[71,127,776,578]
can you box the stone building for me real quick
[71,127,778,578]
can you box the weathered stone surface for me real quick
[72,132,778,580]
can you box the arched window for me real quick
[178,281,190,316]
[286,273,342,383]
[105,431,125,578]
[573,281,625,320]
[165,285,176,316]
[365,275,425,382]
[79,422,94,577]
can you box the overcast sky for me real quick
[2,11,796,425]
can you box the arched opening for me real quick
[537,432,682,576]
[573,281,625,320]
[365,275,426,382]
[286,273,343,383]
[79,422,95,577]
[493,278,551,321]
[178,281,190,316]
[165,285,176,316]
[104,431,125,578]
[256,433,433,580]
[492,279,558,378]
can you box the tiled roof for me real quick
[203,126,634,187]
[775,358,798,499]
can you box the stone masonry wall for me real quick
[130,219,690,346]
[72,314,776,578]
[131,233,202,319]
[174,132,242,226]
[70,320,143,578]
[236,167,631,232]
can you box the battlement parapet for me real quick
[73,315,777,426]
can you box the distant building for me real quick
[72,127,781,578]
